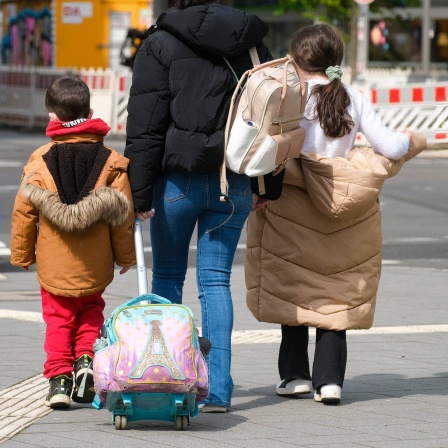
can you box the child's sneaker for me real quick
[45,374,73,408]
[198,336,212,357]
[72,354,95,403]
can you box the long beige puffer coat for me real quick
[246,132,426,330]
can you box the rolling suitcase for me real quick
[92,219,209,430]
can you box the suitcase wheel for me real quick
[175,415,188,431]
[114,415,127,430]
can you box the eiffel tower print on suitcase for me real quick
[92,220,209,430]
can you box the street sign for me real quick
[62,2,93,24]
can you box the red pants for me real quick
[41,287,105,379]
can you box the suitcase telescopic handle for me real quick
[134,218,149,297]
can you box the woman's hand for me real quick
[135,210,155,222]
[252,197,270,211]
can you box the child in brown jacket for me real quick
[10,76,136,409]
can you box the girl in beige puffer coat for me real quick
[246,24,427,404]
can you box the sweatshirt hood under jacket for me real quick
[156,4,268,58]
[46,118,111,137]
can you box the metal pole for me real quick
[357,4,370,82]
[134,219,148,297]
[422,0,431,75]
[350,5,360,84]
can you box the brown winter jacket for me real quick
[246,132,427,330]
[10,134,136,297]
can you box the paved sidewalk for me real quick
[1,262,448,448]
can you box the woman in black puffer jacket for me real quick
[124,0,271,412]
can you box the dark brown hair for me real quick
[290,24,354,138]
[45,76,90,122]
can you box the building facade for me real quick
[1,0,152,69]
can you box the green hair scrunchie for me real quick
[325,65,343,82]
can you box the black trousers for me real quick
[278,325,347,390]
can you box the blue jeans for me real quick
[150,169,252,407]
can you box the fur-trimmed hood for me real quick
[20,175,132,232]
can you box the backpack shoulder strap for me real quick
[248,47,261,67]
[286,54,308,103]
[223,46,260,80]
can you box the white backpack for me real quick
[220,49,307,199]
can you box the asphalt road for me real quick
[0,128,447,273]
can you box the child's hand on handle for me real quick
[119,266,131,275]
[135,209,155,222]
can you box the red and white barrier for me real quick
[110,74,133,134]
[0,66,446,147]
[371,85,448,104]
[356,84,448,146]
[0,66,68,127]
[80,68,119,130]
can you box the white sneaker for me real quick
[276,379,312,396]
[314,384,341,404]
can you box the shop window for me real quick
[434,20,448,63]
[369,18,421,64]
[369,17,448,67]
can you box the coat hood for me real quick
[283,148,395,220]
[283,132,427,220]
[156,4,268,58]
[19,140,133,233]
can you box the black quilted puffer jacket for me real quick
[124,4,271,212]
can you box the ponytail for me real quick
[311,80,354,138]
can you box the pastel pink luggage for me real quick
[92,220,209,430]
